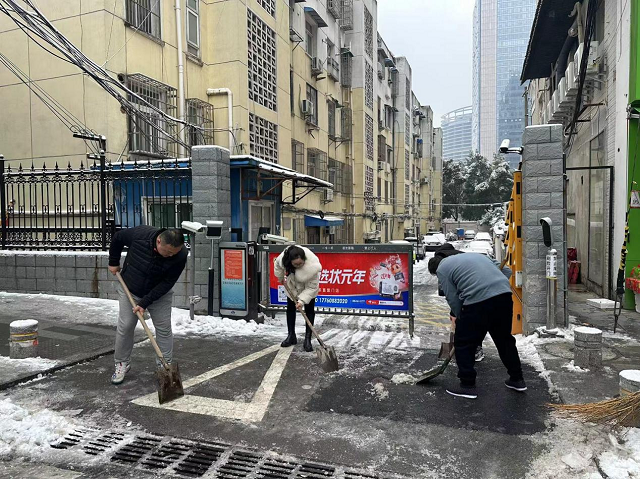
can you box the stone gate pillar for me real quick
[521,124,567,333]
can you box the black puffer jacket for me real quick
[108,226,188,309]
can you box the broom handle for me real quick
[116,272,169,370]
[283,281,328,348]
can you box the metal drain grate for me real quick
[83,431,126,456]
[111,435,162,464]
[173,443,226,477]
[50,429,408,478]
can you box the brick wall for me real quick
[521,124,567,332]
[0,251,190,308]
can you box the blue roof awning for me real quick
[305,215,344,227]
[304,7,328,28]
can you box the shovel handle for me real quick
[282,281,327,348]
[116,272,169,369]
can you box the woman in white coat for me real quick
[273,245,322,351]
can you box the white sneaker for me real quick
[475,346,485,362]
[111,362,131,385]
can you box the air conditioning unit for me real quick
[311,57,323,75]
[566,61,578,96]
[420,177,429,185]
[574,42,600,76]
[301,100,315,117]
[377,62,384,80]
[557,77,572,110]
[324,189,334,202]
[377,161,384,171]
[385,163,391,174]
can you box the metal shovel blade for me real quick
[156,362,185,404]
[438,332,455,360]
[415,348,455,385]
[316,346,340,373]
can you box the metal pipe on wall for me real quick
[175,0,186,156]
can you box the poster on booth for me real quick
[221,248,247,311]
[269,251,411,312]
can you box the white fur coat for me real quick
[273,246,322,304]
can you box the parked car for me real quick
[475,232,492,242]
[461,240,494,258]
[390,239,417,263]
[404,237,426,261]
[464,229,476,240]
[423,233,446,252]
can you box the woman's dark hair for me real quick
[283,246,306,275]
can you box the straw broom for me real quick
[549,392,640,427]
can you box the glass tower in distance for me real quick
[472,0,536,168]
[441,106,473,162]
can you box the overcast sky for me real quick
[377,0,475,127]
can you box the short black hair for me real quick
[159,229,185,248]
[428,256,442,275]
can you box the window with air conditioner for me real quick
[186,0,200,56]
[126,0,161,39]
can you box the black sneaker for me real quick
[505,378,527,392]
[446,385,478,399]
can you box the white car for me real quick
[423,233,446,252]
[464,229,476,240]
[461,240,494,257]
[475,232,492,242]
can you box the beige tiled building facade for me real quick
[0,0,442,244]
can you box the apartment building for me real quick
[0,0,440,244]
[521,0,630,301]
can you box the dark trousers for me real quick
[286,298,315,335]
[455,293,523,386]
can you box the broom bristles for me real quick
[549,391,640,427]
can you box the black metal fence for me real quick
[0,157,192,250]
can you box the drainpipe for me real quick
[175,0,186,156]
[207,88,234,153]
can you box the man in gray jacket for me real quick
[428,250,526,399]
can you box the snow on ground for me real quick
[413,254,435,286]
[0,397,75,460]
[0,356,58,380]
[527,418,640,479]
[561,360,589,373]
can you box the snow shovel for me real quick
[415,323,455,385]
[283,282,339,373]
[116,272,184,404]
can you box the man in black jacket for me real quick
[108,226,188,385]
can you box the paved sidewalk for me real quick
[534,288,640,404]
[0,293,146,388]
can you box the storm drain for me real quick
[51,429,407,478]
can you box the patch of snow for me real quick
[9,319,39,329]
[515,334,559,400]
[413,255,436,286]
[390,373,416,385]
[0,397,75,460]
[369,383,389,401]
[574,326,603,335]
[620,370,640,383]
[562,360,589,373]
[0,356,59,379]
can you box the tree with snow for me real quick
[442,159,467,221]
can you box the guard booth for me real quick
[256,243,416,336]
[229,155,333,243]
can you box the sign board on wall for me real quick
[219,243,248,317]
[264,244,414,315]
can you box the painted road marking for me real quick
[131,344,292,423]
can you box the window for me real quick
[126,0,161,39]
[186,0,200,56]
[328,99,336,139]
[328,159,339,194]
[341,107,352,140]
[292,140,304,172]
[143,198,192,228]
[249,113,278,163]
[385,181,389,204]
[306,83,318,126]
[405,150,410,180]
[305,21,315,56]
[405,184,410,210]
[405,113,411,146]
[307,149,327,179]
[340,163,353,195]
[126,74,177,157]
[185,98,214,146]
[377,177,382,200]
[248,10,277,111]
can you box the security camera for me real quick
[181,221,205,234]
[205,220,224,240]
[540,217,553,247]
[499,139,510,154]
